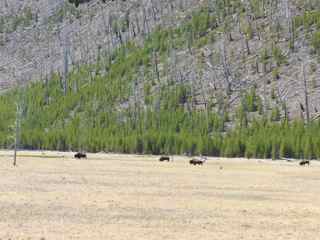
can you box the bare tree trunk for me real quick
[63,35,69,96]
[13,99,22,167]
[245,37,250,55]
[302,63,310,123]
[221,40,232,95]
[153,49,160,83]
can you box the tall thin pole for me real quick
[13,103,21,167]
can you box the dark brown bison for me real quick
[299,160,310,166]
[159,156,170,162]
[189,157,207,166]
[74,152,87,159]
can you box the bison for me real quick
[189,157,207,166]
[299,160,310,166]
[74,152,87,159]
[159,156,170,162]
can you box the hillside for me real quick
[0,0,320,159]
[0,0,198,89]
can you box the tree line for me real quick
[0,2,319,160]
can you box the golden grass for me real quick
[0,151,320,239]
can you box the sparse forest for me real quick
[0,0,320,159]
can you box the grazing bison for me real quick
[159,156,170,162]
[74,152,87,159]
[299,160,310,166]
[189,157,207,166]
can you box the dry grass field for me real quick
[0,151,320,240]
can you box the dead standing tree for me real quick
[13,78,25,167]
[13,100,22,167]
[63,37,70,96]
[220,38,232,97]
[301,61,310,123]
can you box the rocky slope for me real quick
[1,0,320,121]
[0,0,198,88]
[1,0,320,158]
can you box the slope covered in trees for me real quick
[0,0,320,159]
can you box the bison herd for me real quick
[74,152,311,167]
[157,156,312,167]
[158,155,207,166]
[74,153,209,166]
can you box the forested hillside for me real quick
[0,0,320,159]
